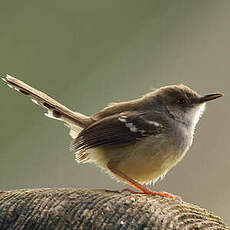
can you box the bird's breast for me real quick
[114,128,193,183]
[89,124,193,184]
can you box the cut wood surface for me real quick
[0,188,228,230]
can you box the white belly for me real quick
[89,134,189,184]
[117,135,186,183]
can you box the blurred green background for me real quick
[0,0,229,225]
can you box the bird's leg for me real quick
[107,163,181,200]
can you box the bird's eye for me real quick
[177,97,187,105]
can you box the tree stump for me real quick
[0,188,228,230]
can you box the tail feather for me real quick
[2,74,93,137]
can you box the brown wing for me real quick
[71,111,164,152]
[2,74,91,129]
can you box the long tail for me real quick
[2,74,93,138]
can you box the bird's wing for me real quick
[71,111,165,152]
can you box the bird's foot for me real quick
[122,188,182,201]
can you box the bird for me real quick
[2,74,223,199]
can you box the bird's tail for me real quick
[2,74,92,138]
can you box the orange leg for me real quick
[108,164,181,200]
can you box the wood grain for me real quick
[0,188,228,230]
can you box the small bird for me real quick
[2,74,223,199]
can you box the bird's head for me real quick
[145,84,223,128]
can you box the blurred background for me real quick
[0,0,229,225]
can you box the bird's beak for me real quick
[198,93,224,103]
